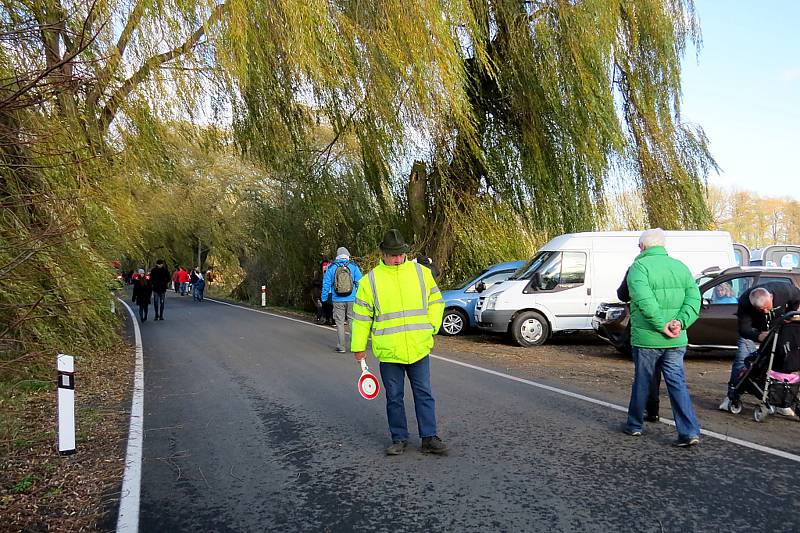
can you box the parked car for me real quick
[592,265,800,354]
[440,261,526,336]
[475,231,738,346]
[749,245,800,267]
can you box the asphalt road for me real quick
[132,293,800,532]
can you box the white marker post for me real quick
[57,354,76,455]
[261,285,266,307]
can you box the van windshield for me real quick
[509,251,555,280]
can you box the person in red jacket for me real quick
[176,266,191,296]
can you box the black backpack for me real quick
[333,262,354,296]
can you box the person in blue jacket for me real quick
[321,247,363,352]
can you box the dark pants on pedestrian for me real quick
[138,304,148,321]
[379,356,437,442]
[153,291,166,319]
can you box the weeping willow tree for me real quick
[221,0,716,281]
[0,0,233,369]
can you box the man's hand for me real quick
[757,331,769,342]
[354,351,366,361]
[663,320,681,338]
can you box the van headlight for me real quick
[485,293,499,310]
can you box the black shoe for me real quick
[623,427,642,437]
[644,413,660,423]
[420,436,448,455]
[674,436,700,448]
[386,441,407,456]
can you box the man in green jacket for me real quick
[352,229,447,456]
[623,228,702,447]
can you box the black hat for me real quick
[380,229,410,254]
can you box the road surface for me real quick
[131,293,800,532]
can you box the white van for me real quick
[474,231,737,346]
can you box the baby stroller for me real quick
[730,311,800,422]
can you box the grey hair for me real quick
[639,228,666,249]
[749,287,772,308]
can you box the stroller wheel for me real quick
[729,400,742,415]
[754,405,769,423]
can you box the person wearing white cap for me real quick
[321,247,364,352]
[131,268,152,322]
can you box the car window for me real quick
[534,252,586,290]
[702,276,755,303]
[560,252,586,285]
[758,276,793,286]
[457,269,488,290]
[765,252,800,267]
[466,270,514,293]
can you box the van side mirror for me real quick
[475,281,486,293]
[531,273,541,291]
[702,298,710,309]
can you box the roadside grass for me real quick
[0,320,134,532]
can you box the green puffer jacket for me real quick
[627,246,701,349]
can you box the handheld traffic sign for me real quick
[357,359,380,400]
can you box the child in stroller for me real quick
[729,311,800,422]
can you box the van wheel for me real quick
[441,309,468,336]
[511,311,550,347]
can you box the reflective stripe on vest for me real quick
[372,323,434,336]
[368,271,380,314]
[415,263,427,310]
[374,308,428,322]
[352,311,373,322]
[355,297,373,313]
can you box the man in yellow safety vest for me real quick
[352,229,447,455]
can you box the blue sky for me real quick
[681,1,799,199]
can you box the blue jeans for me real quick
[728,337,759,400]
[153,291,165,318]
[626,347,701,439]
[379,356,437,442]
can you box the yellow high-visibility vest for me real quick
[351,259,444,364]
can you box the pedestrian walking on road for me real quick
[176,266,190,296]
[193,268,205,302]
[172,268,180,293]
[132,269,153,322]
[352,229,447,456]
[322,247,363,352]
[623,228,702,447]
[719,282,800,414]
[150,259,170,320]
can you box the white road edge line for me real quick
[116,299,144,533]
[207,297,800,464]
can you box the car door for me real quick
[527,251,591,329]
[689,275,756,347]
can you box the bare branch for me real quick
[99,2,228,132]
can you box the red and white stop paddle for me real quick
[357,359,380,400]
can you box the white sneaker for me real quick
[774,407,796,417]
[718,397,731,411]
